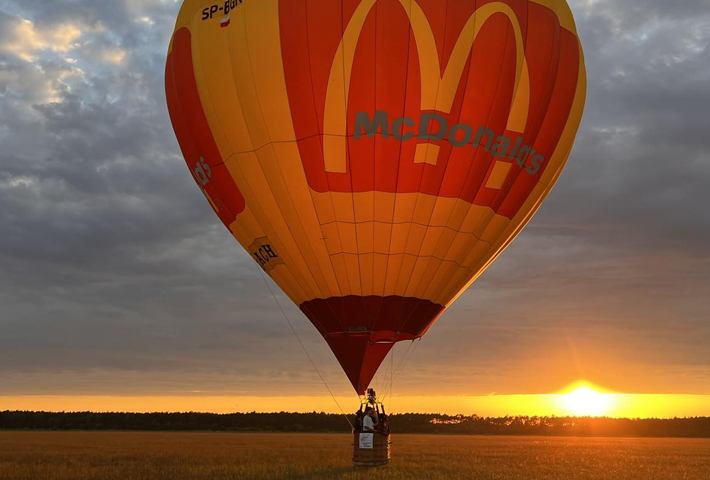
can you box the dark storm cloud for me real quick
[0,0,708,399]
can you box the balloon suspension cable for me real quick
[381,337,421,405]
[257,267,353,429]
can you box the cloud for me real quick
[0,0,708,401]
[0,12,82,61]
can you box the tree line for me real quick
[1,411,709,437]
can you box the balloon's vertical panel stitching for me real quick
[486,25,584,273]
[539,40,585,191]
[369,0,379,307]
[251,2,351,302]
[220,9,320,303]
[247,7,345,302]
[381,0,415,308]
[168,29,245,243]
[190,17,238,157]
[487,4,561,228]
[398,0,507,335]
[392,0,451,335]
[369,0,415,335]
[366,0,386,327]
[344,0,373,313]
[429,0,529,301]
[236,1,338,304]
[298,0,352,318]
[471,5,563,277]
[341,0,370,309]
[440,5,582,309]
[312,0,356,305]
[451,3,515,269]
[398,0,482,323]
[231,3,339,306]
[422,0,525,304]
[427,2,536,306]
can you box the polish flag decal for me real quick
[220,16,231,28]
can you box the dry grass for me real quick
[1,431,709,480]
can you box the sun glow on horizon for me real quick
[557,383,615,417]
[3,387,710,418]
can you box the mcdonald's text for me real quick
[354,110,545,175]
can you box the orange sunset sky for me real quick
[1,1,709,419]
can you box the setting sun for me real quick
[557,384,615,417]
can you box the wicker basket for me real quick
[352,431,391,467]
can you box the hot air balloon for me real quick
[166,0,586,399]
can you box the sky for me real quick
[0,0,709,416]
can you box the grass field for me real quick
[1,431,709,480]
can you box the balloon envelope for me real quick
[166,0,586,393]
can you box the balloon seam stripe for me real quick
[396,1,483,309]
[399,3,512,334]
[424,1,530,303]
[300,1,354,317]
[308,0,359,308]
[426,4,536,304]
[370,0,415,334]
[391,0,452,336]
[239,4,341,305]
[438,7,575,309]
[486,5,563,230]
[342,0,371,310]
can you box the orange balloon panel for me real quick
[166,0,586,393]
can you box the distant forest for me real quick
[2,411,709,438]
